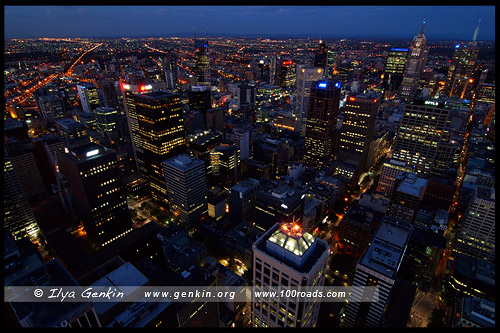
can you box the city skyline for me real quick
[4,5,495,41]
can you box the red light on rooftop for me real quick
[349,97,356,102]
[373,99,377,103]
[140,85,146,91]
[283,60,293,65]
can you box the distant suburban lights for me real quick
[86,149,99,157]
[318,82,328,88]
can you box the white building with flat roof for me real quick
[252,222,330,328]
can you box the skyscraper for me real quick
[252,222,330,328]
[376,158,413,197]
[391,99,459,177]
[382,48,408,96]
[454,186,495,263]
[60,143,133,248]
[399,22,428,102]
[121,80,166,174]
[446,22,481,98]
[342,216,412,327]
[163,154,207,230]
[279,60,297,90]
[133,91,187,205]
[4,148,41,242]
[294,65,324,135]
[77,83,100,113]
[314,40,328,73]
[195,39,211,86]
[303,79,341,169]
[336,91,382,176]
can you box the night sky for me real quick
[3,6,495,41]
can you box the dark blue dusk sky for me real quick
[4,6,495,41]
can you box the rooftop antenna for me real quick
[472,20,481,42]
[420,19,426,35]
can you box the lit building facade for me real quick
[121,80,166,174]
[336,91,382,175]
[294,65,324,135]
[391,99,459,177]
[399,23,428,102]
[252,222,330,328]
[303,79,341,169]
[133,91,187,205]
[4,148,41,242]
[163,154,207,230]
[61,143,133,248]
[77,83,100,114]
[195,39,211,86]
[382,48,408,95]
[454,186,495,263]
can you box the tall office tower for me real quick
[326,48,335,78]
[134,91,187,205]
[252,222,330,328]
[60,143,133,248]
[399,22,428,102]
[162,54,179,91]
[454,186,495,263]
[120,80,166,174]
[279,60,297,90]
[382,48,408,96]
[4,148,41,242]
[270,55,281,86]
[35,94,66,123]
[94,106,119,138]
[336,92,382,176]
[446,22,481,98]
[314,40,328,73]
[376,158,413,197]
[342,216,412,327]
[195,39,211,86]
[294,65,325,135]
[303,79,341,169]
[229,177,260,224]
[77,83,100,113]
[208,144,240,189]
[163,154,207,230]
[387,172,428,224]
[391,99,459,177]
